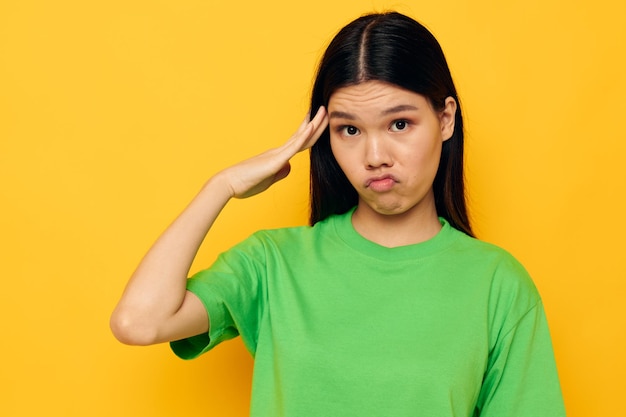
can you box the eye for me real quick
[340,125,360,136]
[390,120,409,132]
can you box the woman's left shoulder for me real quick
[450,229,527,269]
[449,229,538,294]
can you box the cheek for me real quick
[403,142,443,180]
[423,145,444,179]
[329,137,347,169]
[330,139,359,180]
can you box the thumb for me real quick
[273,162,291,183]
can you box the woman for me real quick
[111,12,565,416]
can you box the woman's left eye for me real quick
[390,120,409,132]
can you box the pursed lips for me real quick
[365,174,399,191]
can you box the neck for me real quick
[351,202,442,248]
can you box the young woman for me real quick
[111,12,566,417]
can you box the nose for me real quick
[364,134,393,169]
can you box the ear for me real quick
[439,97,457,141]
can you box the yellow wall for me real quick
[1,1,624,415]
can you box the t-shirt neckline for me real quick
[331,207,459,262]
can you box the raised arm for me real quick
[110,108,328,346]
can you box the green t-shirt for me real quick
[171,210,565,416]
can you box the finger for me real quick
[290,110,314,140]
[279,112,315,153]
[310,105,326,126]
[294,114,310,136]
[291,107,328,152]
[279,107,327,157]
[300,107,329,150]
[278,113,313,153]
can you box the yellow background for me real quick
[1,0,624,415]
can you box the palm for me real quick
[223,107,328,200]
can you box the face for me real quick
[328,80,456,220]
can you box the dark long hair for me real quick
[309,12,473,236]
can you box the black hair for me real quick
[309,12,473,236]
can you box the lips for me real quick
[365,174,398,192]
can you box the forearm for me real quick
[110,173,232,344]
[110,107,328,346]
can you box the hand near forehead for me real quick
[110,107,328,346]
[220,106,328,199]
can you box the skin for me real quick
[110,108,329,345]
[110,80,456,346]
[329,81,457,247]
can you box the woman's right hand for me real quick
[110,107,328,346]
[218,106,328,199]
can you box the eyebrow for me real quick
[329,104,419,120]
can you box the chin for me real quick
[369,202,410,216]
[361,196,432,219]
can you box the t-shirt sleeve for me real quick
[170,234,267,360]
[474,255,566,416]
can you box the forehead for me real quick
[328,81,428,113]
